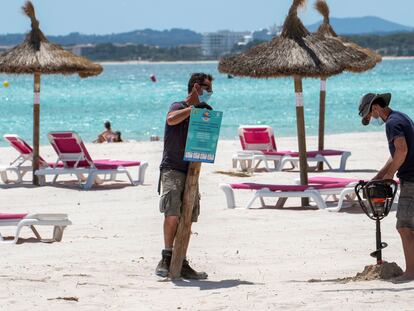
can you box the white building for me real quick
[201,31,250,57]
[69,44,95,56]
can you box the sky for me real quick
[0,0,413,35]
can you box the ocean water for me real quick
[0,59,413,146]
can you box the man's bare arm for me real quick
[373,156,393,180]
[382,136,408,179]
[167,107,192,126]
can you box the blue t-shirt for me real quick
[386,110,414,182]
[160,102,190,173]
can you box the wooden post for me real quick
[169,162,202,279]
[294,77,309,206]
[33,73,41,185]
[317,78,326,171]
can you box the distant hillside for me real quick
[344,32,414,56]
[0,28,202,47]
[81,43,207,62]
[232,32,414,58]
[307,16,413,35]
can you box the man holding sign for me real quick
[156,73,213,279]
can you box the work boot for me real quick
[155,250,172,277]
[181,259,208,280]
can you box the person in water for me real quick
[112,131,123,143]
[94,121,123,143]
[94,121,115,143]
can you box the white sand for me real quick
[0,132,412,310]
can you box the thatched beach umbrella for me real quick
[314,0,380,170]
[0,1,102,185]
[219,0,374,205]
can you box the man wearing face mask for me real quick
[359,93,414,283]
[155,73,213,279]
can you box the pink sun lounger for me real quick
[0,134,63,184]
[307,176,360,185]
[232,126,351,172]
[35,131,148,189]
[0,213,71,244]
[220,181,356,211]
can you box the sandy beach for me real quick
[0,132,413,310]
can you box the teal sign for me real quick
[184,108,223,163]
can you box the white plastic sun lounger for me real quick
[219,182,356,211]
[232,126,351,172]
[35,131,148,189]
[0,134,60,184]
[0,213,72,244]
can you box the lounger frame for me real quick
[0,214,71,244]
[0,134,48,184]
[220,183,356,212]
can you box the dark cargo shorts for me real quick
[396,180,414,230]
[159,169,200,222]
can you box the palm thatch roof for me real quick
[218,0,375,79]
[0,1,102,78]
[315,0,381,65]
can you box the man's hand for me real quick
[186,84,201,106]
[382,173,395,180]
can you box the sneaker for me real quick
[181,259,208,280]
[155,250,172,277]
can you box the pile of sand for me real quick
[308,262,403,283]
[352,262,403,281]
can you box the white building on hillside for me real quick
[201,31,249,57]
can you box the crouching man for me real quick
[359,93,414,282]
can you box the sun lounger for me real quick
[0,134,62,184]
[219,182,355,211]
[307,176,360,185]
[35,131,148,189]
[0,213,71,244]
[232,126,351,172]
[303,176,400,210]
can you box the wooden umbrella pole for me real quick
[294,77,309,206]
[317,78,326,171]
[33,72,41,185]
[170,162,202,279]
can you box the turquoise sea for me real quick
[0,59,413,146]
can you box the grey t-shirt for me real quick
[160,101,190,173]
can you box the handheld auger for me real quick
[355,179,398,264]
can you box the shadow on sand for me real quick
[321,286,414,292]
[0,181,150,191]
[1,236,56,244]
[171,279,258,290]
[288,278,414,291]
